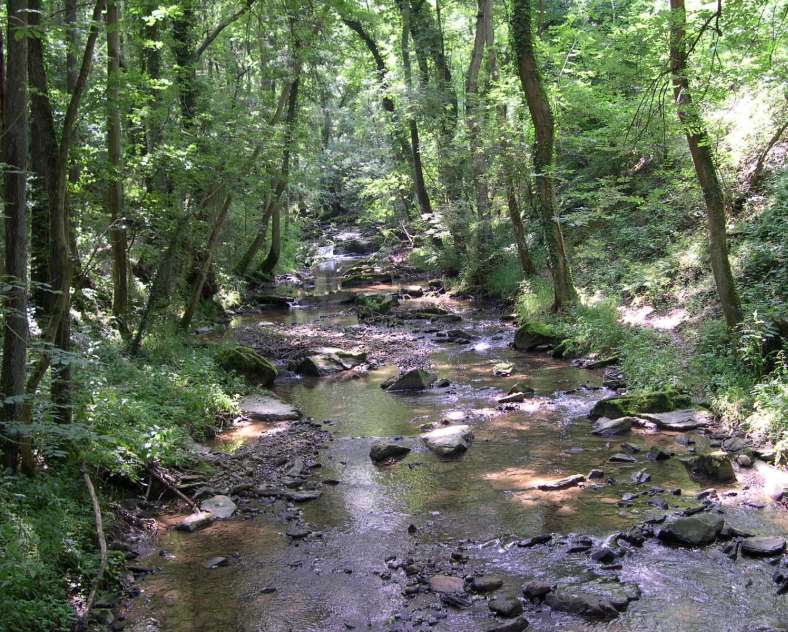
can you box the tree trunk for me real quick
[1,0,30,471]
[106,0,130,334]
[669,0,741,328]
[465,0,490,219]
[400,20,432,216]
[511,0,576,310]
[234,200,274,277]
[259,74,300,276]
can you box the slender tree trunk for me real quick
[465,0,490,220]
[106,0,129,334]
[400,21,432,215]
[259,75,300,276]
[669,0,741,328]
[1,0,30,471]
[235,200,274,276]
[511,0,577,310]
[65,0,82,281]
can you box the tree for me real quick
[668,0,741,328]
[1,0,30,470]
[511,0,577,310]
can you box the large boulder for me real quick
[200,495,237,519]
[589,389,692,419]
[592,417,634,436]
[421,425,473,456]
[216,346,277,386]
[514,322,562,351]
[681,451,735,483]
[240,393,302,421]
[637,409,712,431]
[659,513,724,546]
[381,368,437,391]
[295,347,367,376]
[544,578,640,620]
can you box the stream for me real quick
[126,240,788,632]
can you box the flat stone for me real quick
[488,596,523,618]
[536,474,585,491]
[609,453,637,463]
[421,425,473,457]
[486,617,530,632]
[592,417,634,436]
[493,363,514,376]
[545,579,640,620]
[472,575,504,593]
[295,347,367,376]
[240,394,302,421]
[369,442,411,463]
[176,511,214,532]
[741,536,786,557]
[200,495,236,519]
[202,556,228,569]
[659,513,725,546]
[286,525,311,539]
[647,445,671,461]
[284,490,322,503]
[429,575,465,593]
[498,392,526,404]
[637,409,712,431]
[588,468,605,479]
[631,469,651,484]
[681,451,735,482]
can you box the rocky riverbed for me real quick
[116,236,787,632]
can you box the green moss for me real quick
[514,321,562,351]
[590,388,693,419]
[216,346,277,386]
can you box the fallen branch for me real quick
[146,463,200,511]
[81,464,107,628]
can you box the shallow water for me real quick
[129,291,788,632]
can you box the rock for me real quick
[486,617,530,632]
[286,525,311,539]
[402,285,424,297]
[370,442,411,463]
[216,346,277,386]
[498,392,526,404]
[536,474,585,491]
[381,368,437,391]
[508,383,535,396]
[681,451,735,483]
[429,575,465,593]
[741,537,786,557]
[203,556,228,569]
[722,437,749,452]
[588,469,605,480]
[590,547,617,563]
[592,417,634,436]
[647,445,671,461]
[620,442,642,454]
[440,329,477,343]
[421,425,473,456]
[472,575,504,593]
[514,322,562,351]
[240,393,302,421]
[589,389,693,420]
[637,409,712,431]
[493,362,514,376]
[659,513,724,546]
[489,597,523,618]
[200,495,236,519]
[249,294,291,309]
[284,490,322,502]
[631,469,651,484]
[609,453,637,463]
[435,378,451,388]
[602,367,626,390]
[522,581,553,599]
[176,511,214,532]
[736,453,753,467]
[356,292,399,315]
[295,347,366,376]
[544,578,640,620]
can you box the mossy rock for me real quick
[589,388,692,419]
[216,346,277,386]
[681,451,735,483]
[356,293,399,316]
[514,322,562,351]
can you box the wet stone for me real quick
[647,445,672,461]
[637,409,711,431]
[203,556,228,569]
[741,537,786,557]
[200,495,237,519]
[429,575,465,593]
[488,596,523,618]
[472,575,504,593]
[240,393,301,421]
[631,469,651,484]
[592,417,634,436]
[486,617,530,632]
[522,581,553,600]
[176,511,214,532]
[536,474,585,491]
[369,442,411,463]
[545,578,640,620]
[588,469,605,480]
[609,453,637,463]
[421,425,473,457]
[286,525,311,539]
[284,489,322,502]
[659,513,724,546]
